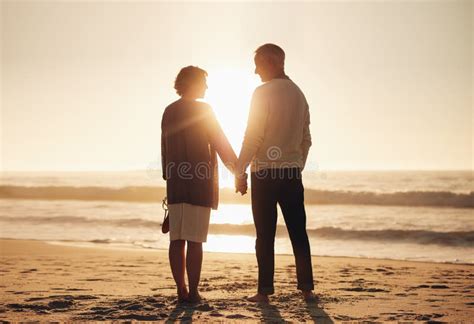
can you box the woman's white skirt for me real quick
[168,203,211,243]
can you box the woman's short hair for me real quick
[174,66,208,96]
[255,43,285,69]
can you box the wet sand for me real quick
[0,239,472,322]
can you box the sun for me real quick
[204,67,260,188]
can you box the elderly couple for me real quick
[161,43,314,304]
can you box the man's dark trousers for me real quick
[251,167,314,295]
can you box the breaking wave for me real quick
[0,185,472,208]
[1,215,472,247]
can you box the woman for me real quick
[161,66,238,303]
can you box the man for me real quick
[235,43,314,303]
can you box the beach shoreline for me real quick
[1,239,472,322]
[2,237,472,266]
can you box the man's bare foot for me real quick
[247,293,269,303]
[187,291,203,304]
[302,290,317,302]
[177,286,189,303]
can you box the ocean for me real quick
[1,170,473,264]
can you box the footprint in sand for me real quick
[6,298,75,313]
[430,285,449,289]
[116,314,161,320]
[210,276,226,280]
[340,287,388,293]
[375,268,395,275]
[226,314,248,319]
[195,303,214,311]
[48,300,74,309]
[20,268,38,274]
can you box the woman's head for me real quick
[174,66,208,99]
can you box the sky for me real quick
[1,1,472,171]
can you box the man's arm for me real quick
[301,101,312,169]
[236,88,268,176]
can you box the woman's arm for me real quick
[161,113,168,181]
[206,107,237,174]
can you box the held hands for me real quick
[235,173,248,196]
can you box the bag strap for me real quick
[162,196,168,219]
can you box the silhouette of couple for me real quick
[161,43,314,304]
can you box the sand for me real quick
[0,239,472,322]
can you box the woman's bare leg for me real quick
[186,241,203,302]
[169,240,188,301]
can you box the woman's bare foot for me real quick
[247,293,269,303]
[187,291,203,304]
[302,290,317,302]
[177,286,189,303]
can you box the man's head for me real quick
[254,43,285,82]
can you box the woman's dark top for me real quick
[161,99,236,209]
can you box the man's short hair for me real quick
[174,66,208,96]
[255,43,285,68]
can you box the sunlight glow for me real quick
[205,68,260,188]
[204,235,256,254]
[210,204,253,225]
